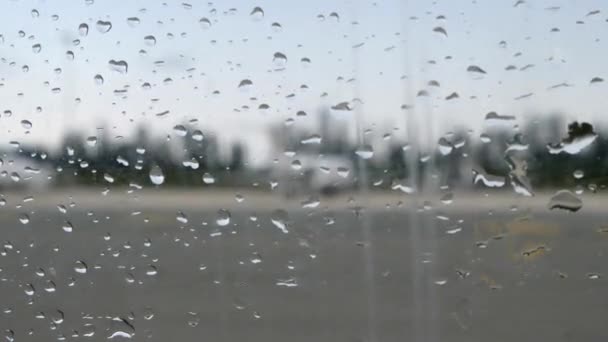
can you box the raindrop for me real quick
[21,120,32,129]
[19,213,30,224]
[199,17,211,29]
[238,79,253,89]
[270,209,289,233]
[107,317,135,339]
[187,312,200,327]
[355,145,374,159]
[484,112,515,126]
[433,26,447,36]
[250,6,264,20]
[86,136,97,146]
[96,20,112,33]
[63,221,74,232]
[547,122,597,155]
[331,102,352,111]
[74,260,88,274]
[24,283,35,296]
[590,77,604,84]
[149,165,165,185]
[273,52,287,66]
[31,44,41,53]
[276,277,298,287]
[176,211,188,224]
[78,23,89,36]
[573,170,584,179]
[548,190,583,212]
[202,173,215,184]
[31,9,39,18]
[467,65,487,74]
[94,74,104,85]
[146,265,158,276]
[216,209,231,226]
[472,169,506,188]
[126,17,140,27]
[271,22,282,32]
[437,138,453,155]
[108,60,128,74]
[192,130,204,141]
[144,35,156,46]
[173,125,187,137]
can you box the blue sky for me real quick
[0,0,606,163]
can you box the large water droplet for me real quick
[547,122,597,155]
[192,130,204,142]
[78,23,89,36]
[19,213,30,224]
[31,44,41,53]
[21,120,32,129]
[173,125,187,137]
[270,209,289,233]
[144,35,156,46]
[355,145,374,159]
[250,6,264,20]
[107,317,135,339]
[202,172,215,184]
[126,17,140,27]
[216,209,231,226]
[149,165,165,185]
[548,190,583,212]
[94,74,104,85]
[199,17,212,29]
[272,52,287,67]
[108,59,128,74]
[96,20,112,33]
[74,260,88,274]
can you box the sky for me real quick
[0,0,607,164]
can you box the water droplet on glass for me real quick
[176,211,188,224]
[199,17,211,29]
[149,165,165,185]
[270,209,289,233]
[108,59,128,74]
[21,120,32,129]
[31,43,41,53]
[78,23,89,36]
[250,6,264,20]
[573,170,584,179]
[192,130,204,141]
[107,317,135,339]
[272,52,287,67]
[216,209,231,226]
[86,136,97,147]
[173,125,187,137]
[467,65,487,74]
[126,17,140,27]
[187,312,200,327]
[74,260,88,274]
[62,221,74,232]
[144,35,156,46]
[547,122,597,155]
[94,74,104,85]
[31,9,39,18]
[202,172,215,184]
[271,22,282,32]
[95,20,112,33]
[238,79,253,89]
[355,145,374,159]
[19,213,30,224]
[548,190,583,212]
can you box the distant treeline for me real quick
[8,112,608,193]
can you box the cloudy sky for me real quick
[0,0,606,163]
